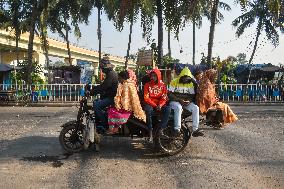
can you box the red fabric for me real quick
[143,68,168,108]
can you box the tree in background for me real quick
[207,0,231,67]
[12,60,43,84]
[232,0,281,84]
[236,53,248,65]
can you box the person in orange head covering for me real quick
[196,69,238,126]
[196,69,219,114]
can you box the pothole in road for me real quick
[21,153,73,168]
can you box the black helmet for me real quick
[99,57,111,69]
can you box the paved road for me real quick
[0,105,283,189]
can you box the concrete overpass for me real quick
[0,29,136,75]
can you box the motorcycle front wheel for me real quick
[59,122,85,153]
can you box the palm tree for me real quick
[26,0,41,84]
[156,0,163,66]
[39,5,51,83]
[167,27,171,58]
[207,0,231,67]
[95,0,102,64]
[105,0,153,68]
[0,0,23,65]
[11,0,21,66]
[48,0,94,66]
[189,0,209,65]
[125,15,134,69]
[232,0,280,83]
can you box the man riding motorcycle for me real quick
[89,57,118,130]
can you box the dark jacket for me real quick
[92,68,118,99]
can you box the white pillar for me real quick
[64,58,77,65]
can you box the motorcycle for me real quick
[59,95,193,156]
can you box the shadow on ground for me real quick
[0,134,166,167]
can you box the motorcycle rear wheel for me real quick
[59,123,85,153]
[155,126,190,156]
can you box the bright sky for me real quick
[49,0,284,66]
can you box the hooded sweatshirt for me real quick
[168,67,198,102]
[143,68,168,108]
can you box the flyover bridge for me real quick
[0,29,135,75]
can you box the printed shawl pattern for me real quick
[115,79,146,122]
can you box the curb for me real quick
[1,102,284,107]
[0,102,78,107]
[227,102,284,106]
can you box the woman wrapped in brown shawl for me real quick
[196,69,238,125]
[114,70,146,122]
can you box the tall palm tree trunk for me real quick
[192,17,196,65]
[247,18,263,84]
[15,30,20,65]
[42,37,51,83]
[96,0,102,81]
[167,28,171,58]
[64,16,72,66]
[97,0,102,64]
[207,0,219,68]
[40,28,51,83]
[156,0,163,66]
[11,0,20,66]
[27,0,38,84]
[14,31,20,87]
[125,15,134,69]
[39,9,51,83]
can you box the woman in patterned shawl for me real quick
[114,70,146,122]
[196,69,219,114]
[196,69,238,125]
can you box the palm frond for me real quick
[264,19,279,47]
[232,10,256,27]
[235,16,256,37]
[218,2,231,11]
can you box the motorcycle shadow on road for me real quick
[0,135,163,167]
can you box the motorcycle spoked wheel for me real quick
[59,123,85,153]
[155,126,190,156]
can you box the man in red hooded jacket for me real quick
[144,68,171,142]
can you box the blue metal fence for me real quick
[0,83,283,103]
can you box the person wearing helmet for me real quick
[89,57,118,129]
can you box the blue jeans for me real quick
[169,101,200,131]
[93,98,114,127]
[144,104,171,130]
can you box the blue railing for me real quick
[218,84,283,102]
[0,83,283,102]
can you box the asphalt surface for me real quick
[0,105,283,189]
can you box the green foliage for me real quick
[12,60,44,84]
[212,56,237,84]
[150,40,158,65]
[92,74,101,84]
[115,66,125,73]
[232,0,280,47]
[136,65,151,83]
[236,53,248,64]
[162,54,180,65]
